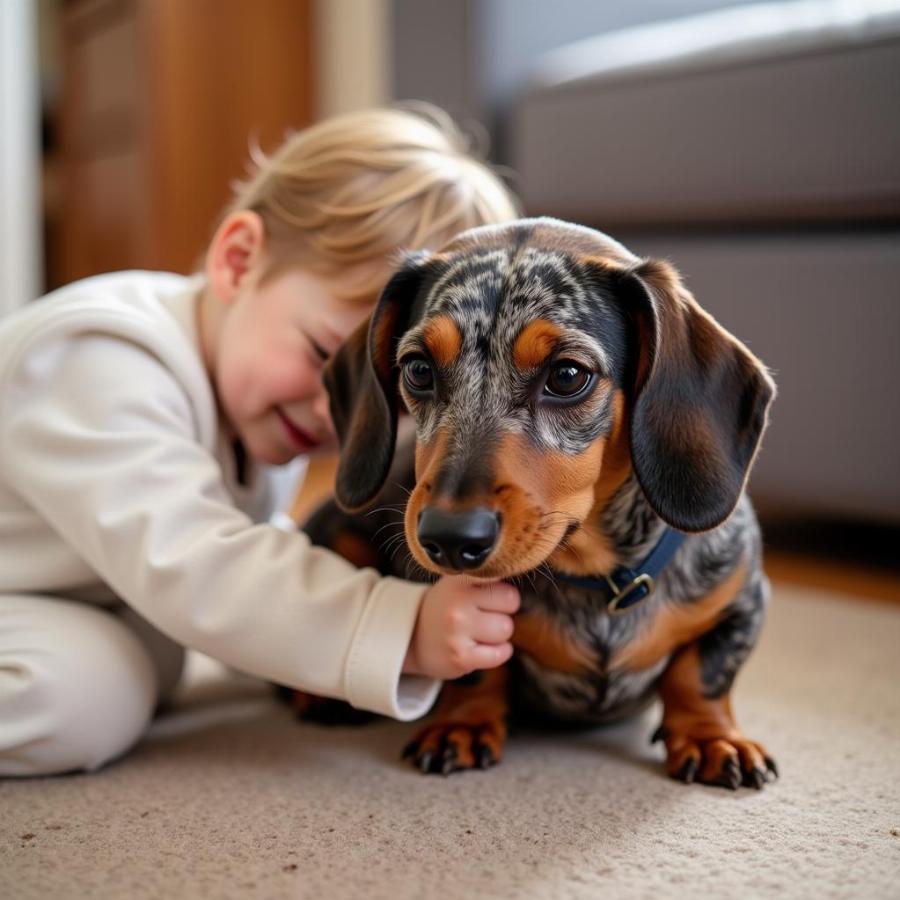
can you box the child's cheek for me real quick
[221,354,273,420]
[275,360,320,402]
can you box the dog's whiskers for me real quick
[372,520,406,541]
[402,552,433,582]
[534,561,560,590]
[365,504,407,518]
[381,533,410,563]
[391,482,414,498]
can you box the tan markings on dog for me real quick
[659,645,740,743]
[483,426,615,577]
[422,315,462,367]
[593,391,633,503]
[512,319,562,372]
[483,432,603,578]
[657,643,772,782]
[548,390,632,576]
[413,427,449,484]
[370,298,404,383]
[405,429,451,571]
[286,689,314,717]
[332,531,380,570]
[612,561,748,672]
[512,612,597,674]
[431,665,508,723]
[410,666,509,767]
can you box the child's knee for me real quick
[0,596,159,776]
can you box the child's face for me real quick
[214,265,379,466]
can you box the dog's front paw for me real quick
[402,721,506,775]
[653,725,778,790]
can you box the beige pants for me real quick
[0,594,185,776]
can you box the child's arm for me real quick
[0,333,466,720]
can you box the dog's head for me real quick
[325,218,775,580]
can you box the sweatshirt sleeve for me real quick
[0,332,440,721]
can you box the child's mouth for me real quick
[276,408,320,453]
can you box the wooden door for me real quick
[55,0,315,286]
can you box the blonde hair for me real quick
[227,104,520,298]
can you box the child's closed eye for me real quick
[306,335,330,363]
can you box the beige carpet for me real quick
[2,583,899,900]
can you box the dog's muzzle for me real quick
[416,507,500,571]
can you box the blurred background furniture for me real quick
[511,1,900,523]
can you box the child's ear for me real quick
[205,211,267,302]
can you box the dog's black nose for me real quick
[417,507,499,571]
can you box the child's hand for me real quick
[402,576,520,680]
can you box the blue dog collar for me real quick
[552,527,687,615]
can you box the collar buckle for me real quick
[606,572,655,616]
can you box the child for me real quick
[0,105,521,776]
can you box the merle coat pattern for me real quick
[300,218,777,789]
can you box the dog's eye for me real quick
[403,357,435,395]
[544,361,592,398]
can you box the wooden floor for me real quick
[290,456,900,605]
[289,455,340,523]
[764,551,900,603]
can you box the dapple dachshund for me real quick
[288,217,778,790]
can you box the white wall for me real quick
[0,0,42,312]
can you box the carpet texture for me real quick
[2,583,899,900]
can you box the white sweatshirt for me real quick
[0,271,439,720]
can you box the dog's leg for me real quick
[277,685,380,726]
[402,666,509,775]
[654,593,777,790]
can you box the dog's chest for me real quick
[509,586,666,725]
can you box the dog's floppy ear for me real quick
[324,253,430,512]
[622,259,775,532]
